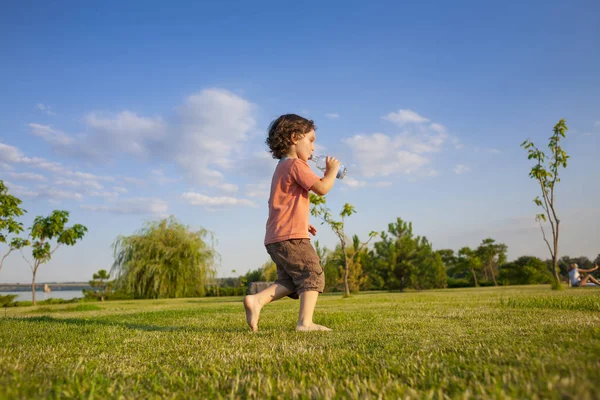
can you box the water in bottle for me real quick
[309,155,347,180]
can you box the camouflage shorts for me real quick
[265,238,325,299]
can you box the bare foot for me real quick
[243,295,260,332]
[296,323,332,332]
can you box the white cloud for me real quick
[181,192,256,208]
[382,109,429,126]
[454,164,471,174]
[81,198,168,215]
[175,89,256,186]
[55,178,104,191]
[246,182,270,198]
[19,156,69,175]
[313,143,327,156]
[325,113,340,119]
[235,151,278,181]
[14,185,84,202]
[0,143,85,180]
[151,169,181,185]
[88,191,120,199]
[83,111,166,157]
[344,133,435,177]
[40,187,84,202]
[0,143,23,163]
[121,176,144,185]
[24,89,255,192]
[1,142,127,200]
[345,109,451,178]
[429,123,447,134]
[73,172,114,182]
[3,181,37,198]
[29,111,165,160]
[342,177,367,188]
[113,186,128,194]
[474,147,502,154]
[374,181,393,188]
[36,103,56,116]
[452,137,464,150]
[8,172,47,182]
[0,142,153,207]
[29,123,72,146]
[217,183,238,193]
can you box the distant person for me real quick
[243,114,341,332]
[568,263,600,287]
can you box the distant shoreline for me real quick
[0,283,91,292]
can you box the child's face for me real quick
[293,129,316,162]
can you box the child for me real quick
[244,114,341,332]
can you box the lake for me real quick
[1,290,84,302]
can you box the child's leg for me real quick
[296,290,331,331]
[244,283,292,332]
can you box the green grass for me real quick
[1,286,599,399]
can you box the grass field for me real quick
[1,285,599,399]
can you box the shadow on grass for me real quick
[7,315,247,333]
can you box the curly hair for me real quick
[266,114,316,159]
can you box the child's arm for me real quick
[310,156,341,196]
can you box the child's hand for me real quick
[325,156,341,175]
[308,224,317,236]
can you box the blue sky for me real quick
[1,0,599,283]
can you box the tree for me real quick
[498,256,553,285]
[437,249,456,271]
[243,259,277,284]
[313,241,343,292]
[347,235,372,292]
[371,218,445,291]
[521,119,569,289]
[475,238,507,286]
[310,194,377,297]
[313,240,329,267]
[112,217,217,299]
[413,238,447,290]
[21,210,87,305]
[262,259,277,282]
[88,269,113,302]
[325,236,371,293]
[361,247,384,290]
[456,247,482,287]
[0,180,30,276]
[372,219,416,291]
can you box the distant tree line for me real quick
[238,217,598,294]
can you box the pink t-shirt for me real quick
[264,158,321,246]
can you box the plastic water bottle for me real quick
[309,155,347,180]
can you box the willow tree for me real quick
[111,217,218,299]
